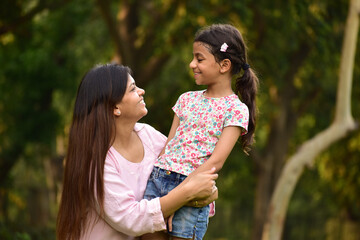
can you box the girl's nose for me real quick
[189,58,196,69]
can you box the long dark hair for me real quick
[56,64,131,240]
[194,24,259,153]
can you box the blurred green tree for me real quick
[0,0,113,237]
[262,0,359,238]
[0,0,359,239]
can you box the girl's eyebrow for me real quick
[194,53,205,58]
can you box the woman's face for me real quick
[115,74,147,120]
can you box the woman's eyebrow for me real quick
[128,81,135,88]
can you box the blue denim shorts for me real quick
[144,167,210,240]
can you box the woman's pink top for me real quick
[81,123,167,240]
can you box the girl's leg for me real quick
[141,232,168,240]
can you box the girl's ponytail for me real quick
[235,67,258,153]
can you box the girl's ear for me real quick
[220,59,231,73]
[114,107,121,116]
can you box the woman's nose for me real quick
[137,87,145,96]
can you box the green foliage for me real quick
[285,167,339,239]
[205,146,255,239]
[0,0,113,237]
[318,130,360,220]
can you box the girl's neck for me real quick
[205,81,234,98]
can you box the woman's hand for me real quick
[167,184,218,232]
[159,167,218,219]
[188,185,218,207]
[181,167,218,200]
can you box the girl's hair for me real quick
[56,64,131,240]
[194,24,259,153]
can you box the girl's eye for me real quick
[198,59,203,62]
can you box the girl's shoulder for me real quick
[225,94,245,105]
[179,90,205,99]
[224,96,249,113]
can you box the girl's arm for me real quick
[190,126,242,175]
[158,114,180,156]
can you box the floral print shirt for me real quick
[154,90,249,176]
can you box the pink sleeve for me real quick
[209,201,216,217]
[102,160,166,236]
[141,123,167,156]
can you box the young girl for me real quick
[143,24,259,240]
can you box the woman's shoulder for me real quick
[135,123,166,140]
[135,123,167,156]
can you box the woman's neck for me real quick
[113,120,136,148]
[112,121,144,163]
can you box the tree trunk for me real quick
[252,40,311,240]
[261,0,360,239]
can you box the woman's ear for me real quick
[220,59,231,73]
[114,107,121,116]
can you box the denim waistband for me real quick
[152,166,187,181]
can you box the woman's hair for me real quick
[194,24,259,153]
[56,64,131,240]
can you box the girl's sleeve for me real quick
[172,92,186,117]
[224,101,249,135]
[101,160,166,236]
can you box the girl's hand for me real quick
[182,167,218,200]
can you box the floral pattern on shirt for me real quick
[154,90,249,176]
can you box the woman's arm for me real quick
[101,161,217,236]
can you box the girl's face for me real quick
[115,74,147,120]
[189,41,222,86]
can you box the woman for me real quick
[56,64,218,240]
